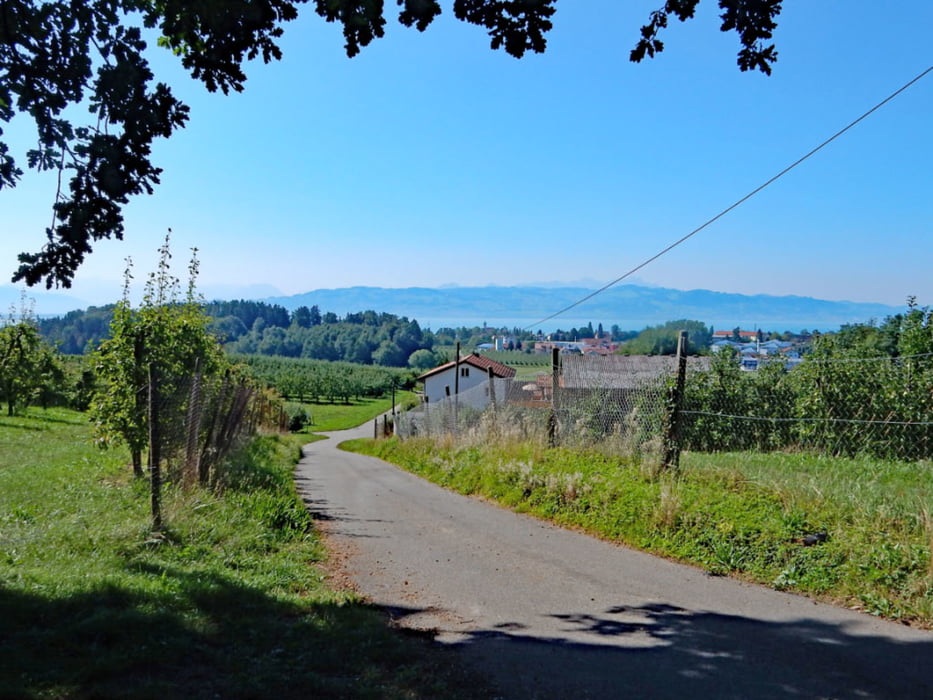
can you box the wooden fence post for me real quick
[454,341,460,396]
[663,330,689,472]
[487,366,497,440]
[453,341,460,436]
[548,347,560,448]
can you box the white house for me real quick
[418,353,516,406]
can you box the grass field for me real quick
[0,407,481,698]
[348,435,933,626]
[477,351,551,381]
[290,391,418,432]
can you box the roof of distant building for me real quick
[560,354,711,390]
[712,330,758,339]
[417,353,517,381]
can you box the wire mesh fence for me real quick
[680,353,933,461]
[397,350,933,464]
[397,377,552,444]
[151,366,288,487]
[397,355,696,459]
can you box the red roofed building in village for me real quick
[712,330,759,341]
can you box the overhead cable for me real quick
[524,64,933,331]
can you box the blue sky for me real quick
[2,1,932,316]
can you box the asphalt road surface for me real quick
[295,421,933,699]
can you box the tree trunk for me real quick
[131,449,144,478]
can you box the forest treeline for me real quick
[37,300,518,368]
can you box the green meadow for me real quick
[0,408,482,698]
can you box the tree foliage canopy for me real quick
[0,315,63,416]
[631,0,782,74]
[90,238,226,474]
[38,297,534,368]
[618,319,712,356]
[2,0,785,288]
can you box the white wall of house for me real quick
[423,364,490,405]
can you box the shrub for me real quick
[288,405,311,432]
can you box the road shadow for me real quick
[385,601,933,699]
[295,473,389,533]
[0,562,480,698]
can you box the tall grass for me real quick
[0,408,482,698]
[349,436,933,626]
[684,451,933,534]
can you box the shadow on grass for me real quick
[383,601,933,699]
[0,411,84,432]
[20,569,925,698]
[0,420,45,431]
[0,564,463,699]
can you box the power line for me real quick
[524,64,933,331]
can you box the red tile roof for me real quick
[417,353,517,381]
[712,330,758,339]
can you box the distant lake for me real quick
[416,317,831,334]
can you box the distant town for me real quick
[479,326,812,371]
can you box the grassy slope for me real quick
[347,435,933,626]
[478,351,550,381]
[294,392,417,433]
[0,408,479,698]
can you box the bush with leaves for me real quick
[286,405,311,432]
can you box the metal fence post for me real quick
[148,363,162,530]
[184,358,202,487]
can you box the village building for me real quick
[712,329,759,342]
[559,354,711,399]
[417,352,516,406]
[534,336,618,356]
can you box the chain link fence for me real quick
[152,366,288,487]
[681,353,933,461]
[397,354,700,460]
[396,350,933,464]
[396,376,551,443]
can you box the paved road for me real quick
[296,422,933,699]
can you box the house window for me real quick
[460,367,469,377]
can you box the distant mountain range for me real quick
[4,281,905,332]
[263,285,904,333]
